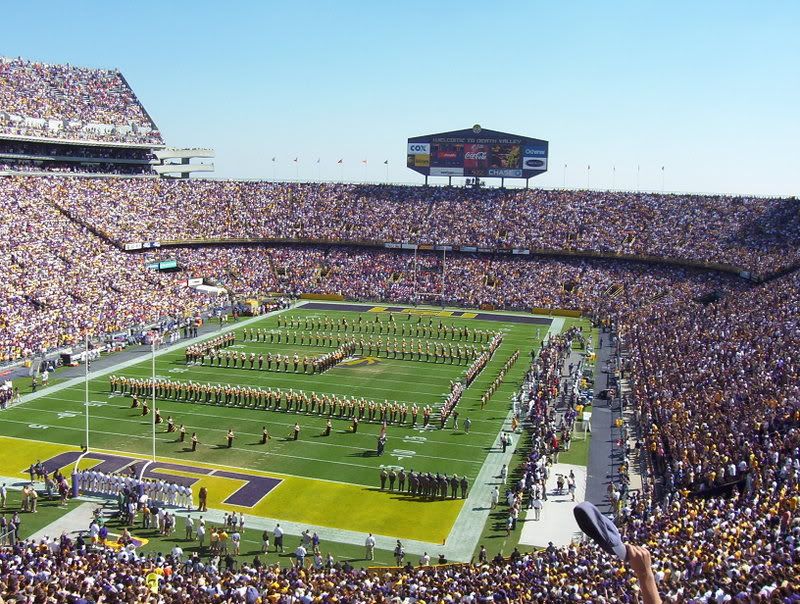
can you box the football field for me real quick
[0,302,565,550]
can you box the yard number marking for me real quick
[391,448,417,461]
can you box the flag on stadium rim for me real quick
[293,157,298,162]
[362,159,368,164]
[316,158,320,163]
[384,160,388,164]
[271,157,276,162]
[337,159,343,164]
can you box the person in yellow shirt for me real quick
[218,528,229,554]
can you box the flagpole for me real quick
[84,332,90,452]
[612,165,616,189]
[636,164,640,191]
[586,165,590,189]
[151,340,156,462]
[661,166,665,192]
[562,164,567,188]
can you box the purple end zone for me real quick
[38,451,282,508]
[215,471,282,507]
[39,451,135,475]
[127,460,212,487]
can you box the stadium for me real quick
[1,8,799,603]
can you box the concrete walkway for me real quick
[518,462,586,548]
[584,327,617,512]
[28,502,97,542]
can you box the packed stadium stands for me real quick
[30,177,800,277]
[0,57,162,145]
[1,169,800,599]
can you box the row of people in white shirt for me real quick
[75,470,193,508]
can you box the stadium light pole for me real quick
[151,339,156,462]
[441,248,447,309]
[84,333,90,452]
[412,246,418,304]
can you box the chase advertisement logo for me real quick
[523,146,547,157]
[407,143,430,155]
[523,157,547,170]
[488,168,523,177]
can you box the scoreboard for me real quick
[407,125,548,180]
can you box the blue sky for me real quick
[2,1,798,195]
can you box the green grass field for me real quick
[0,303,588,561]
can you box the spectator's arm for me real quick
[627,544,662,604]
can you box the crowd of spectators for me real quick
[2,171,800,599]
[0,177,211,362]
[30,176,800,276]
[0,185,742,364]
[153,244,740,320]
[0,57,162,144]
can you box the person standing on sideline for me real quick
[464,418,471,434]
[198,486,208,512]
[184,515,194,540]
[365,533,376,560]
[191,432,198,452]
[196,521,206,552]
[393,540,405,565]
[261,426,271,444]
[500,464,508,483]
[490,486,499,509]
[532,496,543,520]
[293,423,301,441]
[227,429,234,448]
[274,523,284,552]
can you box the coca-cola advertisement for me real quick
[463,143,489,173]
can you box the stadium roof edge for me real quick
[408,126,547,145]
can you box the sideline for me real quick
[14,304,301,407]
[439,317,565,561]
